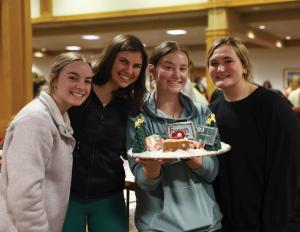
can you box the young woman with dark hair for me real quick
[62,34,148,232]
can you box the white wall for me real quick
[249,48,300,91]
[31,0,40,18]
[33,47,300,91]
[52,0,208,16]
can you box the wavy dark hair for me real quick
[93,34,148,115]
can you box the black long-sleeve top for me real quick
[210,87,300,232]
[68,89,128,198]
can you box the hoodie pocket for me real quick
[150,185,215,232]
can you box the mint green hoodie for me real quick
[127,91,222,232]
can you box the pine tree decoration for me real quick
[204,114,222,151]
[132,117,147,153]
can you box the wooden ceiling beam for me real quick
[243,8,300,23]
[226,9,280,48]
[33,16,207,37]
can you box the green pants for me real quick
[62,191,128,232]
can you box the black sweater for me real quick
[210,87,300,232]
[68,89,127,198]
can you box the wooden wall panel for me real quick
[0,0,32,139]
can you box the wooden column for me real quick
[0,0,32,138]
[205,8,232,98]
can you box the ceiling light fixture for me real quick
[252,6,261,11]
[33,51,44,58]
[285,36,291,40]
[259,25,266,30]
[81,35,100,40]
[166,29,187,35]
[65,46,81,51]
[276,41,283,48]
[247,31,255,39]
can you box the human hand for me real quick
[136,158,168,179]
[183,156,203,170]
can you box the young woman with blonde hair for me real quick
[0,52,92,231]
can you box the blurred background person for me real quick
[288,75,300,108]
[262,80,272,89]
[182,60,209,105]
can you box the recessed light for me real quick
[286,36,291,40]
[276,41,283,48]
[33,51,44,58]
[166,29,187,35]
[259,25,266,30]
[81,35,100,40]
[65,46,81,51]
[247,31,255,39]
[252,6,261,11]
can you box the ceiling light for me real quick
[166,29,187,35]
[286,36,291,40]
[33,51,44,58]
[259,25,266,30]
[81,35,100,40]
[276,41,283,48]
[247,31,255,39]
[252,6,261,11]
[65,46,81,51]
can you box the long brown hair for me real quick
[150,41,190,68]
[93,34,148,115]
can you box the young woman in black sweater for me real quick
[208,37,300,232]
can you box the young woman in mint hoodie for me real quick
[127,41,222,232]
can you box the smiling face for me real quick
[51,60,92,113]
[109,51,143,89]
[208,44,246,91]
[152,51,189,95]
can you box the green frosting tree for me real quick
[203,113,222,151]
[132,117,147,153]
[204,129,222,151]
